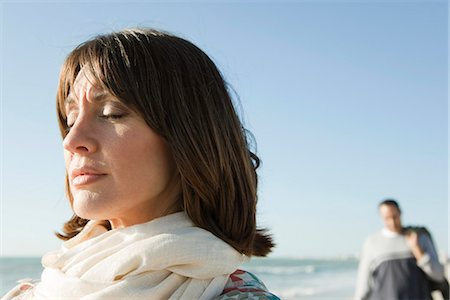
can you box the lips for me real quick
[70,167,107,187]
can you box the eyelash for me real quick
[99,114,124,120]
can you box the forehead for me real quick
[73,69,91,89]
[379,204,400,216]
[65,70,109,105]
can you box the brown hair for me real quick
[56,28,274,257]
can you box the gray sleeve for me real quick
[355,238,372,300]
[417,233,444,281]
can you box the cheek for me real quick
[64,150,70,163]
[123,143,169,180]
[63,150,72,170]
[109,130,175,192]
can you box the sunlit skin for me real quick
[379,204,424,260]
[63,70,181,229]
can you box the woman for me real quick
[2,28,278,300]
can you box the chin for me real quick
[72,190,108,220]
[73,206,98,220]
[72,196,109,220]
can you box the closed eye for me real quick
[99,114,125,120]
[65,112,127,134]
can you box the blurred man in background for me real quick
[355,199,447,300]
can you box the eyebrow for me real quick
[64,90,114,106]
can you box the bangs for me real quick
[56,38,134,137]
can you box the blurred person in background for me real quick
[355,199,447,300]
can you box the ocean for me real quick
[242,258,358,299]
[0,257,358,299]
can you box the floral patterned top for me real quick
[217,269,280,300]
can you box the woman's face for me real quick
[63,70,180,228]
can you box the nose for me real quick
[63,114,98,155]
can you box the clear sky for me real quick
[0,1,448,259]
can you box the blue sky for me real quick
[0,1,448,258]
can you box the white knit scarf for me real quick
[3,212,246,300]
